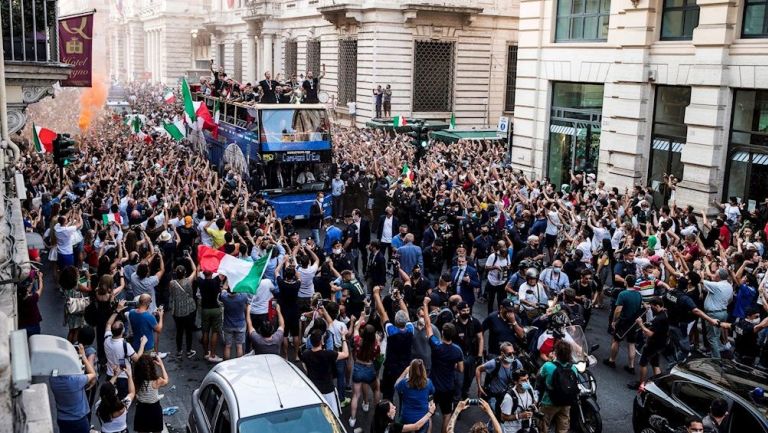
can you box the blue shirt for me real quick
[49,374,90,420]
[395,377,435,424]
[428,335,464,392]
[530,218,547,237]
[128,310,158,351]
[219,292,249,329]
[732,283,756,319]
[323,226,343,253]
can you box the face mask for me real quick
[504,355,515,364]
[412,271,421,278]
[333,248,342,255]
[417,317,425,327]
[747,318,760,325]
[521,381,532,391]
[518,223,525,228]
[460,313,471,319]
[553,267,562,273]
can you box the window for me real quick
[726,89,768,205]
[337,39,358,106]
[505,45,518,113]
[214,401,231,433]
[555,0,610,42]
[743,0,768,38]
[648,86,691,205]
[285,40,297,78]
[672,382,722,416]
[413,41,455,112]
[306,40,321,75]
[727,403,762,433]
[661,0,699,40]
[200,385,222,423]
[239,403,345,433]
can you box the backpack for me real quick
[505,386,536,415]
[548,362,580,406]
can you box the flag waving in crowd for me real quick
[33,123,56,153]
[197,245,269,295]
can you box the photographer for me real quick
[500,370,538,433]
[446,399,503,433]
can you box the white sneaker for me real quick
[208,355,223,363]
[349,418,356,428]
[362,402,370,412]
[158,352,168,360]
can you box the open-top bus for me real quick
[195,95,333,218]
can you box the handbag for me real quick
[66,295,91,315]
[48,248,58,262]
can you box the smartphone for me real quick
[118,359,127,369]
[468,398,481,406]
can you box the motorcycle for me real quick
[566,325,602,433]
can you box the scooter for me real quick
[566,325,603,433]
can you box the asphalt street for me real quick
[37,251,638,433]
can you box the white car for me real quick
[188,354,346,433]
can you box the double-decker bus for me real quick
[195,95,332,218]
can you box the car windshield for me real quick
[238,404,343,433]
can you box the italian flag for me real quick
[163,120,186,141]
[102,212,122,226]
[450,113,456,130]
[33,123,56,153]
[186,101,219,139]
[402,163,414,181]
[213,99,221,125]
[182,77,196,123]
[164,91,176,104]
[198,245,269,295]
[393,115,407,127]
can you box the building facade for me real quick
[512,0,768,212]
[107,0,518,128]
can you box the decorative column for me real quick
[245,34,257,84]
[211,33,220,68]
[262,33,274,75]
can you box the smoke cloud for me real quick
[78,75,108,132]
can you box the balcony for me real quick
[2,0,72,133]
[244,0,278,20]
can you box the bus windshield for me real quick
[260,108,330,152]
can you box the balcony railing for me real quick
[245,0,277,18]
[2,0,59,62]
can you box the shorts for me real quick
[201,308,223,333]
[223,327,246,345]
[352,362,377,384]
[545,234,558,248]
[434,390,455,414]
[383,101,391,112]
[639,345,664,367]
[612,319,638,343]
[58,252,75,268]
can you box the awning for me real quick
[550,124,576,135]
[652,139,685,153]
[732,151,768,165]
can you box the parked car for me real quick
[188,354,346,433]
[633,358,768,433]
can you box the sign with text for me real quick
[497,116,510,138]
[58,12,94,87]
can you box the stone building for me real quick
[512,0,768,212]
[107,0,518,128]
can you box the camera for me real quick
[124,300,139,308]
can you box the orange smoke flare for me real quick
[79,76,108,132]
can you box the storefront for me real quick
[648,85,691,205]
[725,89,768,208]
[547,82,604,187]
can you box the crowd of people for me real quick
[14,76,768,433]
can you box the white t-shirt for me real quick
[501,387,536,433]
[486,253,510,286]
[198,219,213,247]
[545,210,561,236]
[611,228,624,250]
[724,204,740,224]
[298,264,318,298]
[328,320,348,350]
[591,226,610,251]
[249,279,274,314]
[95,397,132,433]
[103,331,135,378]
[380,216,394,243]
[54,223,78,255]
[576,240,593,263]
[519,282,548,310]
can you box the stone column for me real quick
[211,33,220,68]
[245,34,257,84]
[675,0,738,213]
[262,33,274,76]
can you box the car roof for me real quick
[672,359,768,413]
[210,354,325,418]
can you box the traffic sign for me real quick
[497,116,509,137]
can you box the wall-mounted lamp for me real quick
[631,0,640,7]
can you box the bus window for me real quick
[261,109,330,151]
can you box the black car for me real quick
[633,358,768,433]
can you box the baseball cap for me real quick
[500,298,515,310]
